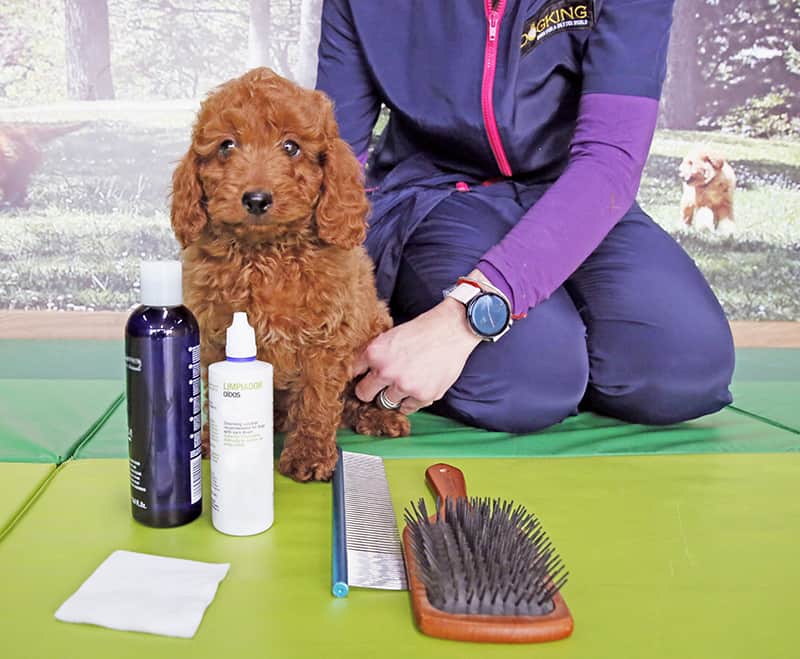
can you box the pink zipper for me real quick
[481,0,512,177]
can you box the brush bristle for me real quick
[404,497,568,617]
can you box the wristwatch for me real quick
[444,277,513,342]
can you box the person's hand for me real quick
[354,297,482,414]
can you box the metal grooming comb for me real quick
[331,448,408,596]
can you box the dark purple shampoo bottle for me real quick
[125,260,202,527]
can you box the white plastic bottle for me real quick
[208,312,274,535]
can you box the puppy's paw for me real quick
[354,407,411,438]
[278,442,338,482]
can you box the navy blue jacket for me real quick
[316,0,674,307]
[317,0,672,182]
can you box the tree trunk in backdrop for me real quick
[295,0,323,87]
[248,0,272,68]
[661,0,701,129]
[64,0,114,100]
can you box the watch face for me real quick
[467,293,510,338]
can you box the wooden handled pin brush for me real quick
[402,463,573,643]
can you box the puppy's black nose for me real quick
[242,190,272,215]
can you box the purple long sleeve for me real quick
[478,93,659,317]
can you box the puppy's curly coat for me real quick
[171,68,409,482]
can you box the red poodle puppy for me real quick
[171,68,409,482]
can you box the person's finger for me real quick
[399,397,430,415]
[352,352,369,376]
[355,370,389,403]
[381,385,405,408]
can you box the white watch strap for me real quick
[446,282,481,305]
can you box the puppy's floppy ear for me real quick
[314,96,369,249]
[171,150,208,247]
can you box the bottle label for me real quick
[209,380,272,449]
[189,344,202,505]
[190,450,202,504]
[126,336,202,513]
[208,369,273,521]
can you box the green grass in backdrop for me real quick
[0,108,798,319]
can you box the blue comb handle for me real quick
[331,446,349,597]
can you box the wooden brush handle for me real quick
[425,463,468,501]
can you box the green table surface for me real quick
[730,348,800,432]
[0,455,797,659]
[0,463,55,536]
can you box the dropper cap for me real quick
[140,260,183,307]
[226,312,257,359]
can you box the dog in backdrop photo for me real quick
[0,122,86,208]
[170,67,410,482]
[679,146,736,236]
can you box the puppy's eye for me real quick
[283,140,301,158]
[219,139,236,156]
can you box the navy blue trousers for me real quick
[388,182,735,432]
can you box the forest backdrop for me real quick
[1,0,798,318]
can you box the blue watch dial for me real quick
[467,293,510,338]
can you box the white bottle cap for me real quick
[226,312,257,359]
[140,260,183,307]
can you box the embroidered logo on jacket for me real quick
[521,0,595,54]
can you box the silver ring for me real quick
[376,387,402,411]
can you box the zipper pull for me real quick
[489,11,499,41]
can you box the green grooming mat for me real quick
[0,340,124,463]
[3,340,798,463]
[0,455,796,659]
[0,340,124,380]
[730,348,800,433]
[0,380,123,463]
[76,401,800,460]
[0,463,55,537]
